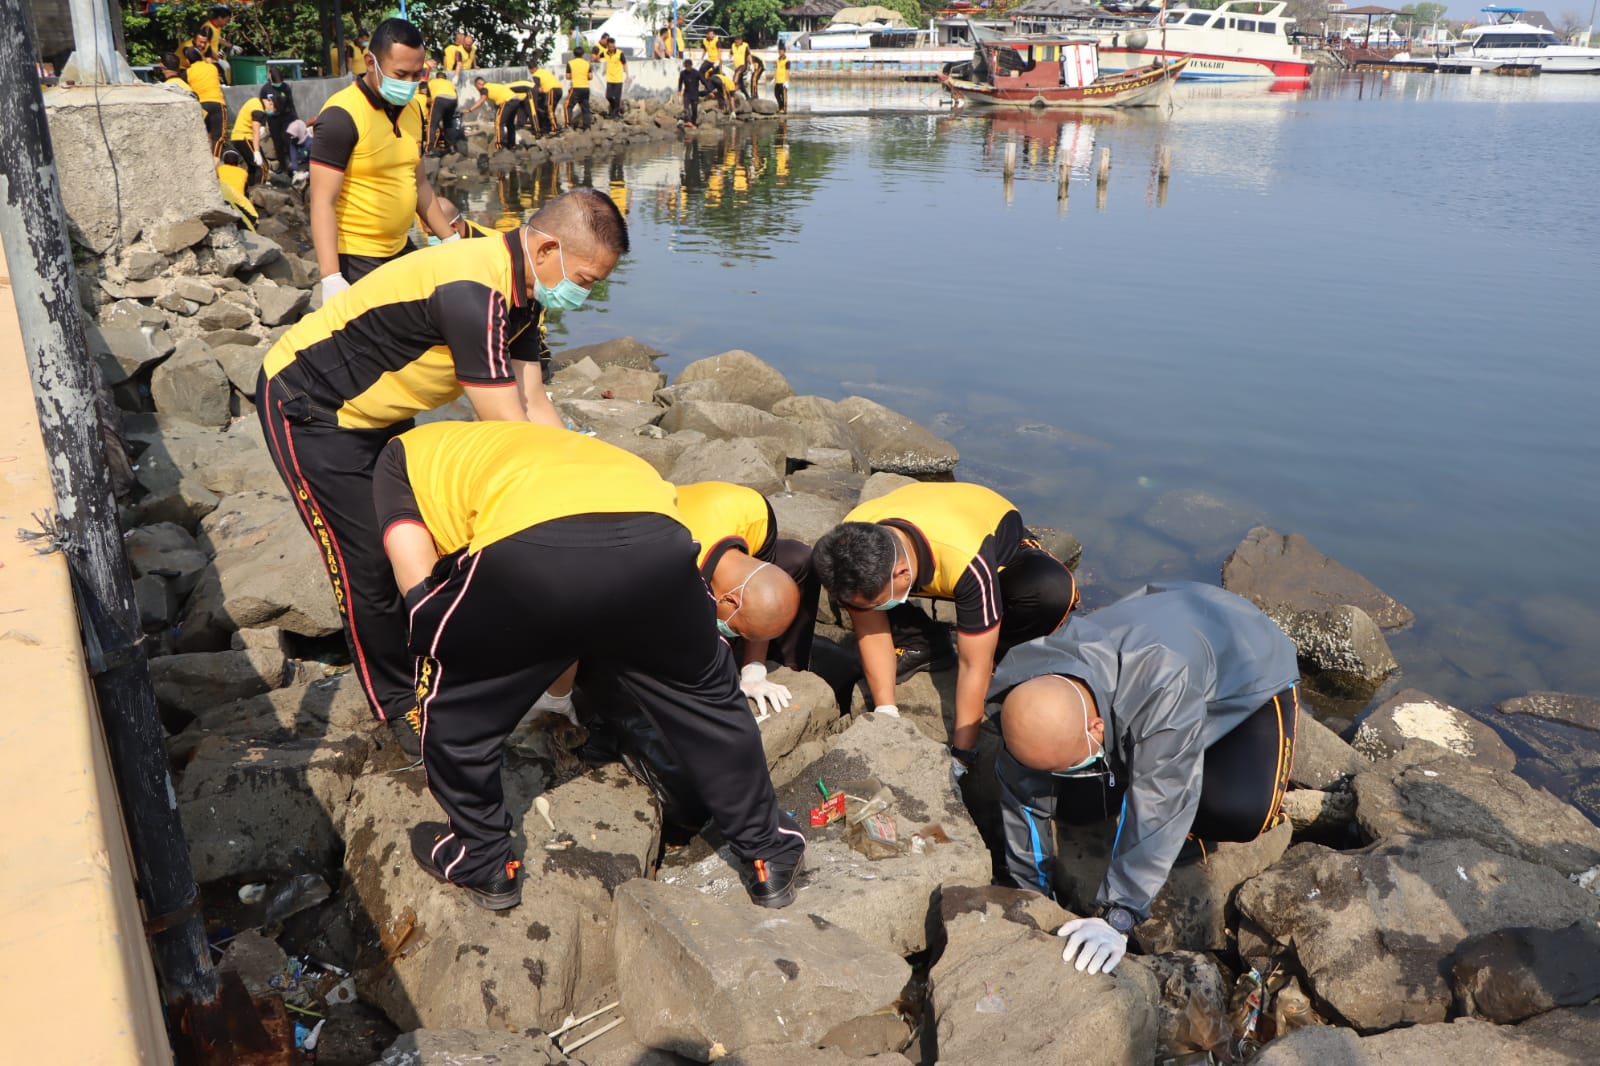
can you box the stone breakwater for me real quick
[62,165,1600,1065]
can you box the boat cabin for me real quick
[972,35,1102,88]
[1163,1,1291,38]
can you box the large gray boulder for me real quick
[835,397,959,476]
[657,400,807,462]
[211,343,268,397]
[554,336,667,372]
[929,884,1160,1065]
[1222,526,1413,629]
[371,1029,575,1065]
[857,471,917,504]
[660,715,991,956]
[196,298,257,332]
[771,395,869,473]
[611,878,910,1062]
[766,491,848,547]
[1253,1018,1573,1065]
[754,668,840,785]
[176,731,370,881]
[89,323,175,383]
[149,647,294,715]
[1451,921,1600,1024]
[668,438,785,496]
[184,672,373,740]
[1497,691,1600,733]
[1234,836,1600,1032]
[150,338,232,427]
[125,521,209,599]
[255,283,310,328]
[1291,712,1365,790]
[1351,748,1600,876]
[1271,604,1397,701]
[345,761,660,1031]
[1353,688,1516,770]
[672,350,794,412]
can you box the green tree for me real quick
[877,0,926,28]
[1400,2,1449,27]
[717,0,788,43]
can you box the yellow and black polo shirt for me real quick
[186,59,224,105]
[567,56,591,88]
[480,82,517,106]
[731,41,749,68]
[376,421,680,555]
[604,49,627,84]
[776,56,790,84]
[675,481,778,578]
[196,19,227,59]
[310,78,425,258]
[532,68,561,93]
[843,482,1028,635]
[163,71,198,97]
[230,98,265,141]
[262,230,548,430]
[716,73,735,93]
[443,43,474,73]
[704,33,721,63]
[428,76,457,99]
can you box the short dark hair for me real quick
[473,76,487,86]
[210,5,230,19]
[369,17,423,59]
[160,51,181,70]
[813,523,897,605]
[220,148,242,165]
[182,45,203,63]
[529,187,630,258]
[683,59,693,68]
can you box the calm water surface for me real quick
[438,72,1600,713]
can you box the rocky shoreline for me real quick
[67,145,1600,1064]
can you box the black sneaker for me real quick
[410,822,522,911]
[895,644,957,682]
[742,815,806,909]
[386,707,423,759]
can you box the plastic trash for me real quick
[263,872,331,929]
[237,882,267,905]
[975,983,1007,1014]
[1228,967,1265,1058]
[845,812,901,860]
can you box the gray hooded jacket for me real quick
[987,581,1298,916]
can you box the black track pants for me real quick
[409,514,805,886]
[995,548,1079,657]
[256,371,414,723]
[427,95,457,150]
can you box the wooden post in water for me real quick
[1096,146,1112,186]
[1003,142,1017,178]
[1058,160,1071,201]
[0,2,218,1014]
[1157,145,1173,181]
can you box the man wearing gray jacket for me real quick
[985,581,1300,975]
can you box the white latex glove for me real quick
[1056,917,1127,975]
[872,704,900,718]
[949,756,968,797]
[740,662,791,720]
[253,150,264,167]
[441,232,462,242]
[320,273,349,302]
[529,689,579,727]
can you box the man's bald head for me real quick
[1001,674,1104,772]
[714,554,799,641]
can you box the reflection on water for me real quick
[435,73,1600,714]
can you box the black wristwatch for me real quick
[949,745,979,766]
[1099,904,1137,935]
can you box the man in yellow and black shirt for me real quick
[529,66,564,136]
[443,31,475,89]
[700,28,721,80]
[603,40,628,118]
[193,5,233,82]
[373,421,806,911]
[310,19,461,303]
[775,43,790,112]
[228,95,268,186]
[422,72,459,152]
[813,482,1078,770]
[464,77,530,151]
[730,35,750,94]
[256,188,629,757]
[183,46,226,154]
[565,50,593,130]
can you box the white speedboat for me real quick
[1451,7,1600,73]
[1092,0,1313,80]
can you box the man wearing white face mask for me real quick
[257,188,628,759]
[988,581,1301,976]
[813,482,1079,759]
[309,18,463,300]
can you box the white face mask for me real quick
[1054,676,1102,773]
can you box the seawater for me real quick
[436,72,1600,714]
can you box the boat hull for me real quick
[941,57,1187,108]
[1098,46,1311,80]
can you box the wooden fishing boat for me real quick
[940,34,1187,109]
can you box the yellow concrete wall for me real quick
[0,245,172,1061]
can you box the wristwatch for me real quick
[1099,904,1137,935]
[949,745,979,767]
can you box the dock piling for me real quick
[1097,146,1111,186]
[1157,145,1172,182]
[1058,161,1070,201]
[1003,142,1017,178]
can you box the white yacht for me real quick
[1093,0,1313,80]
[1452,7,1600,73]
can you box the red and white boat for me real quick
[940,35,1187,109]
[1095,1,1314,81]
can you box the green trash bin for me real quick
[231,55,269,85]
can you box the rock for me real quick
[345,760,661,1031]
[1513,1001,1600,1061]
[1026,526,1084,571]
[218,930,289,998]
[1351,748,1600,876]
[125,414,275,498]
[1142,951,1233,1061]
[122,249,167,281]
[673,350,794,412]
[129,480,220,530]
[126,521,209,598]
[772,396,870,474]
[1282,788,1357,834]
[197,299,256,332]
[601,430,690,477]
[767,491,848,547]
[1051,819,1293,954]
[101,299,168,330]
[557,397,662,438]
[154,291,198,316]
[237,231,284,271]
[135,573,177,628]
[756,668,840,784]
[1222,526,1413,629]
[203,328,263,348]
[1353,688,1517,770]
[88,323,175,383]
[668,438,784,496]
[172,276,218,305]
[658,400,807,462]
[259,253,319,290]
[99,276,166,301]
[752,98,780,115]
[593,365,667,403]
[177,730,369,881]
[1291,712,1364,789]
[149,647,294,715]
[1234,836,1600,1032]
[857,471,917,504]
[930,884,1160,1065]
[255,283,310,327]
[787,468,865,507]
[210,343,268,396]
[1271,605,1397,701]
[652,379,728,408]
[835,397,959,476]
[1498,692,1600,734]
[611,878,911,1060]
[554,336,667,372]
[372,1029,575,1065]
[660,715,991,956]
[1451,920,1600,1023]
[187,672,373,739]
[1143,489,1266,556]
[149,338,232,427]
[149,218,211,255]
[1253,1018,1571,1065]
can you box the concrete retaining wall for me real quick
[0,245,171,1062]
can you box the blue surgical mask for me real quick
[716,618,738,640]
[527,227,592,311]
[372,54,419,106]
[870,537,908,612]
